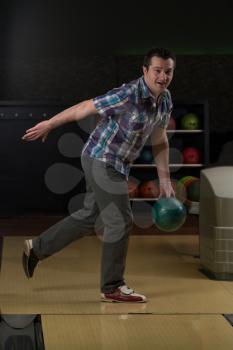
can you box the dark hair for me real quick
[143,47,176,69]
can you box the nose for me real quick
[159,71,167,81]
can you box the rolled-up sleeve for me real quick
[157,91,173,129]
[93,85,130,118]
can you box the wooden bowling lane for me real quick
[0,236,3,271]
[41,314,233,350]
[1,235,233,315]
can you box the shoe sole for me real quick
[22,240,31,278]
[23,240,30,257]
[100,297,146,303]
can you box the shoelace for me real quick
[119,285,134,295]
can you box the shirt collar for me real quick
[139,76,152,100]
[139,76,166,104]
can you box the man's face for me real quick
[143,56,175,98]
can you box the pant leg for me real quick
[33,166,99,259]
[82,155,133,293]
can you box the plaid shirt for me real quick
[82,76,173,177]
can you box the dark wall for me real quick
[1,1,233,55]
[1,54,233,135]
[0,57,117,101]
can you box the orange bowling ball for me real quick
[139,181,160,198]
[127,180,139,198]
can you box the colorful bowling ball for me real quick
[187,179,200,202]
[128,180,139,198]
[167,116,176,130]
[179,176,196,184]
[180,113,200,130]
[183,177,199,189]
[139,181,160,198]
[182,147,201,164]
[173,180,187,203]
[180,176,199,188]
[152,197,187,232]
[178,176,199,205]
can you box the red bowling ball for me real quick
[182,147,201,164]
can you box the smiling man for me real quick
[143,53,175,97]
[22,47,176,303]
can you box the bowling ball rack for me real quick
[129,100,209,219]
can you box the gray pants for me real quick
[32,155,133,293]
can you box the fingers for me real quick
[25,125,41,134]
[22,131,49,142]
[42,131,49,143]
[25,128,35,133]
[22,132,40,141]
[159,188,175,198]
[22,121,50,142]
[22,127,39,139]
[22,136,38,141]
[24,122,43,135]
[22,131,36,138]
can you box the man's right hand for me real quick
[22,120,52,142]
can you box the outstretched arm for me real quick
[22,99,97,142]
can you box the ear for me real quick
[142,65,147,75]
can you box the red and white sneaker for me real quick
[101,285,147,303]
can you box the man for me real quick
[22,47,176,303]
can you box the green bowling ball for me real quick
[180,113,200,130]
[152,197,187,232]
[187,179,200,202]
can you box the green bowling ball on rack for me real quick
[180,113,200,130]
